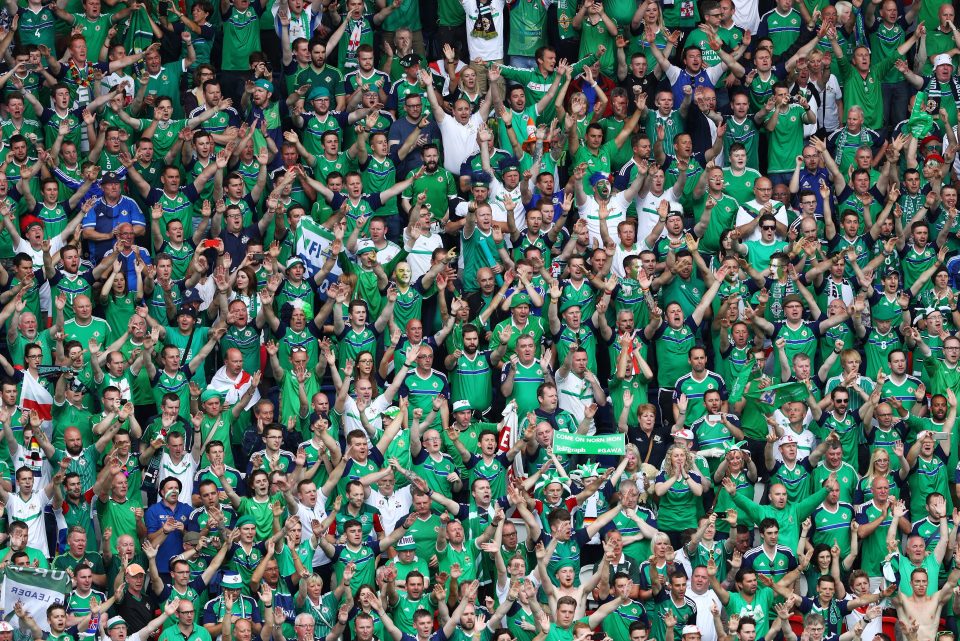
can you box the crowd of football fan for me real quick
[6,0,960,640]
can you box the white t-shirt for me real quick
[579,193,629,246]
[13,443,50,489]
[771,427,817,465]
[8,488,51,553]
[735,200,788,242]
[438,113,483,176]
[271,5,315,40]
[366,486,413,534]
[610,243,640,279]
[343,394,391,441]
[296,494,330,566]
[462,0,505,61]
[732,0,759,35]
[686,588,723,641]
[634,190,681,245]
[556,371,594,434]
[489,177,525,230]
[209,367,261,410]
[844,594,883,641]
[819,74,843,133]
[403,230,444,282]
[157,453,197,505]
[373,240,402,266]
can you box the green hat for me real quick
[872,305,899,322]
[356,243,377,255]
[285,256,305,270]
[200,389,224,403]
[254,79,274,93]
[452,399,472,413]
[396,535,416,551]
[382,406,401,419]
[221,572,244,589]
[307,86,331,101]
[575,462,604,479]
[499,159,520,175]
[510,292,532,309]
[535,470,568,492]
[106,617,127,631]
[235,515,257,529]
[291,299,314,319]
[559,299,581,314]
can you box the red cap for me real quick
[19,215,43,233]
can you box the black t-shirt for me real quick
[113,590,158,633]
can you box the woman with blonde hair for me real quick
[637,532,674,600]
[629,0,672,69]
[712,444,758,536]
[856,446,907,502]
[654,444,704,547]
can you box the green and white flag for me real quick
[728,362,807,416]
[1,566,71,632]
[295,217,341,296]
[553,432,626,455]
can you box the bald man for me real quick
[210,348,261,411]
[47,423,122,492]
[90,222,153,293]
[734,176,789,242]
[60,294,112,351]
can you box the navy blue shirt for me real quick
[82,196,146,263]
[144,499,193,573]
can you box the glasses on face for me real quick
[835,398,849,404]
[178,610,195,616]
[876,413,892,418]
[761,225,776,231]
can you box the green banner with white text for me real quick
[553,432,626,455]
